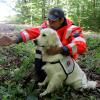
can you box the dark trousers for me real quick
[34,58,46,82]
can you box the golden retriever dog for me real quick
[35,28,98,97]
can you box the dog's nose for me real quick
[34,40,38,45]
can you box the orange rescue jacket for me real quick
[20,18,87,59]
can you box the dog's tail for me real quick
[87,81,97,89]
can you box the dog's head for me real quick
[34,28,62,48]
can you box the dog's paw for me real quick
[38,82,44,87]
[39,91,47,97]
[39,93,44,97]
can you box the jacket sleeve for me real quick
[64,25,87,58]
[19,27,40,43]
[16,21,48,43]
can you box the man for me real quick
[0,7,87,82]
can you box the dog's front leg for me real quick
[40,73,64,97]
[38,76,48,87]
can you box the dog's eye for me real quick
[42,34,46,37]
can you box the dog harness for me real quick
[50,56,75,81]
[60,56,75,80]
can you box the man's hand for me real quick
[0,35,16,46]
[46,46,62,55]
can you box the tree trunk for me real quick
[42,0,46,21]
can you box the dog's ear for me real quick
[47,32,62,47]
[46,33,56,47]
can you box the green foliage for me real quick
[78,37,100,74]
[0,41,35,100]
[67,0,100,31]
[13,0,100,31]
[15,0,47,24]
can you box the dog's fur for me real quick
[35,28,98,97]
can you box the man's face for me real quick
[48,18,64,30]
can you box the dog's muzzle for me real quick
[34,40,45,47]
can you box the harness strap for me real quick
[49,61,60,64]
[59,61,68,81]
[49,58,75,81]
[60,59,75,81]
[49,60,68,79]
[48,60,68,80]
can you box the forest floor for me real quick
[0,23,100,100]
